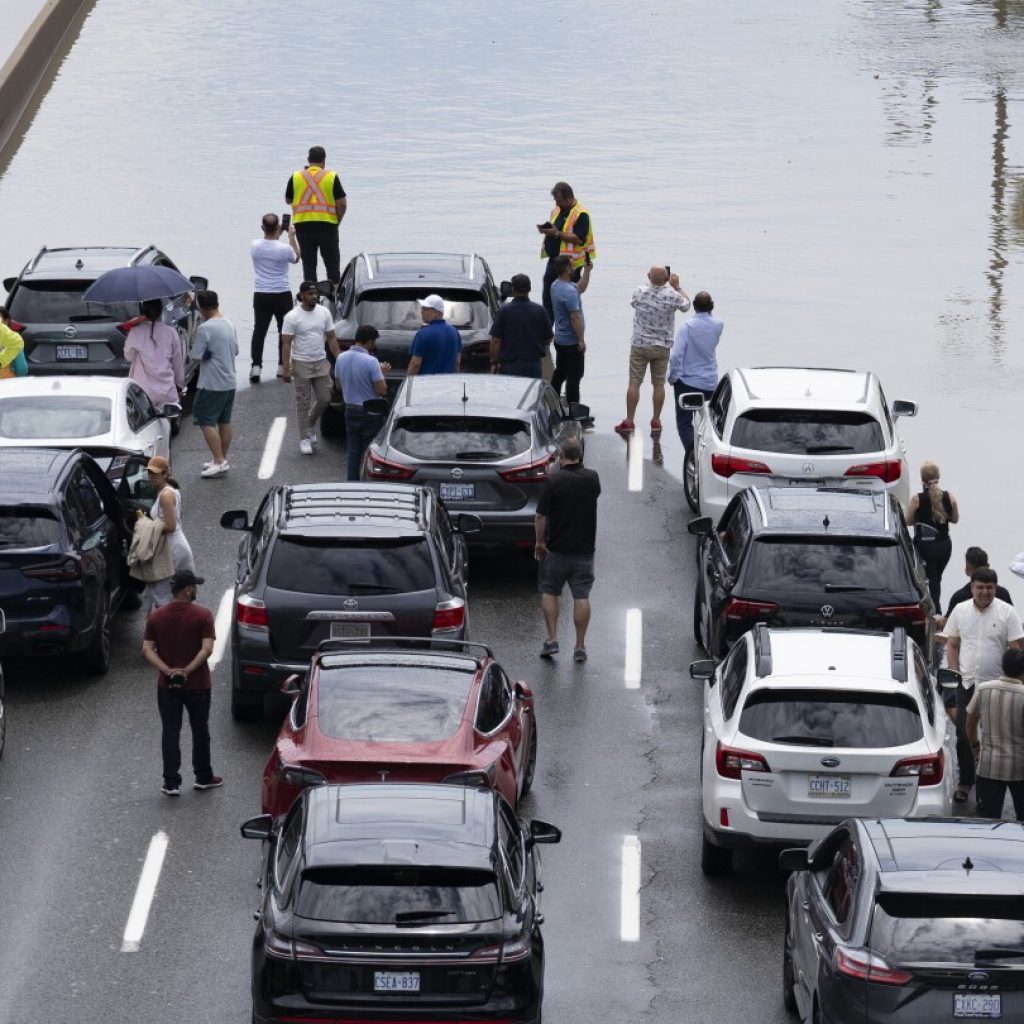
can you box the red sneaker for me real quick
[614,420,635,436]
[650,419,663,439]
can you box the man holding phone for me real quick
[538,182,595,319]
[250,212,300,382]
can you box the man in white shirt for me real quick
[250,214,300,382]
[944,567,1024,802]
[281,281,339,454]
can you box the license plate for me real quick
[373,971,420,993]
[330,621,371,639]
[440,482,475,501]
[954,993,1001,1018]
[56,344,88,360]
[807,774,851,798]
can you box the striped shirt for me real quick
[968,677,1024,782]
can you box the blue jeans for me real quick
[672,381,715,451]
[344,406,384,480]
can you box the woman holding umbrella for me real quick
[124,299,185,408]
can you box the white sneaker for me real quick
[200,461,230,478]
[308,430,318,448]
[202,459,229,471]
[299,438,313,456]
[249,365,261,382]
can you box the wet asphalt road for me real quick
[0,377,791,1024]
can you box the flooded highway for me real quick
[1,1,1024,1022]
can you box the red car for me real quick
[261,638,537,817]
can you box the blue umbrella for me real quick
[82,265,196,304]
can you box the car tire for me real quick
[320,402,347,439]
[520,722,538,799]
[692,590,703,645]
[170,416,181,437]
[683,447,699,513]
[231,650,264,722]
[700,831,733,876]
[83,589,112,676]
[783,923,798,1012]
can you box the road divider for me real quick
[624,608,642,689]
[621,834,641,942]
[627,433,643,492]
[121,830,169,953]
[209,589,233,668]
[258,416,287,480]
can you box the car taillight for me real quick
[500,454,557,483]
[443,763,498,788]
[722,597,778,620]
[117,316,145,335]
[844,459,902,484]
[835,946,911,986]
[366,450,415,480]
[876,604,926,624]
[715,742,771,780]
[6,318,24,332]
[22,556,82,581]
[711,454,772,478]
[432,597,465,633]
[237,594,268,630]
[263,928,323,961]
[891,751,944,786]
[470,933,531,962]
[278,762,327,789]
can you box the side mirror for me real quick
[528,819,562,846]
[514,680,533,701]
[679,392,706,411]
[687,516,713,537]
[778,847,810,873]
[280,673,303,697]
[220,509,250,531]
[891,400,917,419]
[317,280,334,298]
[936,667,962,690]
[2,277,15,293]
[456,513,482,535]
[162,402,182,420]
[916,523,939,544]
[568,402,591,421]
[240,814,274,840]
[188,275,208,291]
[499,280,513,301]
[689,659,716,680]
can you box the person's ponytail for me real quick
[920,460,947,526]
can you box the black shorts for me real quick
[538,551,595,599]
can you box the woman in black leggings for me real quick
[906,459,960,610]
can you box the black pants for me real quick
[499,359,543,378]
[976,776,1024,819]
[914,535,952,610]
[157,687,213,787]
[541,259,582,319]
[295,222,341,284]
[954,682,976,788]
[251,291,294,367]
[551,345,585,404]
[673,382,716,451]
[344,406,385,481]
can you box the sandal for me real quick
[953,786,970,803]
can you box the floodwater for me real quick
[1,0,1023,586]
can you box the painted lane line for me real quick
[121,830,169,953]
[258,416,287,480]
[627,433,643,492]
[208,588,234,668]
[624,608,642,689]
[621,835,641,942]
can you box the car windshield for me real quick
[357,288,489,331]
[8,281,138,324]
[389,416,531,461]
[739,689,924,747]
[267,537,435,595]
[730,410,886,455]
[0,507,61,548]
[296,867,502,924]
[0,395,112,439]
[317,663,474,742]
[744,538,914,592]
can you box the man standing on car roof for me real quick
[489,273,552,378]
[335,324,389,481]
[407,295,460,376]
[538,181,595,319]
[285,146,347,290]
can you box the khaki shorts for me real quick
[628,346,670,386]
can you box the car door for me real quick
[437,504,469,592]
[700,496,746,653]
[702,640,748,785]
[114,454,157,520]
[700,376,733,516]
[475,666,520,806]
[498,798,530,921]
[125,382,168,457]
[64,469,107,619]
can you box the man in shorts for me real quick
[615,265,690,439]
[192,290,239,478]
[534,439,601,663]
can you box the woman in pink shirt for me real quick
[124,299,185,407]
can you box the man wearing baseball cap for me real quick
[407,294,460,376]
[142,569,223,796]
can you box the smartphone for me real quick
[666,265,671,275]
[281,213,291,230]
[537,221,553,230]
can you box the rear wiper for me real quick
[395,909,456,924]
[454,451,496,460]
[343,582,399,593]
[823,583,879,592]
[804,444,854,453]
[772,734,835,747]
[68,314,111,322]
[976,948,1024,960]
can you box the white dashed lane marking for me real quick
[621,835,641,942]
[121,831,169,953]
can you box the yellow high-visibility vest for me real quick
[291,166,339,224]
[540,202,596,269]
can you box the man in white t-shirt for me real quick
[944,566,1024,803]
[250,213,300,382]
[281,281,339,454]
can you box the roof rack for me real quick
[315,636,493,662]
[26,246,48,273]
[753,623,773,677]
[129,244,157,266]
[890,627,908,682]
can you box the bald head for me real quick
[648,265,669,286]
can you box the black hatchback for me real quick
[689,484,934,658]
[241,782,561,1024]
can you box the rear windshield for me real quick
[0,395,112,439]
[0,507,61,548]
[317,664,473,742]
[871,897,1024,962]
[744,538,913,592]
[8,281,138,325]
[730,410,886,455]
[296,867,502,924]
[739,689,924,747]
[390,416,531,461]
[267,537,435,595]
[357,288,489,331]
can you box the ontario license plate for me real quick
[374,971,420,992]
[330,621,371,639]
[56,344,88,360]
[440,482,475,501]
[807,774,851,798]
[954,993,1001,1018]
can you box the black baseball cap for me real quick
[171,570,205,592]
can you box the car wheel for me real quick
[520,722,538,799]
[83,589,112,676]
[782,922,798,1012]
[692,589,703,645]
[683,447,699,513]
[320,402,347,439]
[700,831,733,876]
[170,416,180,437]
[231,650,263,722]
[0,686,6,761]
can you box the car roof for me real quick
[0,447,77,496]
[747,485,892,534]
[747,628,904,688]
[732,367,877,409]
[354,252,489,289]
[278,482,430,537]
[396,373,542,417]
[302,783,497,871]
[18,245,156,281]
[0,375,129,399]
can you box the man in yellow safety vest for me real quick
[537,181,595,319]
[285,146,348,290]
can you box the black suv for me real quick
[241,782,561,1024]
[0,448,136,674]
[689,484,933,657]
[221,482,480,720]
[3,245,208,378]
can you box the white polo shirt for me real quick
[945,597,1024,688]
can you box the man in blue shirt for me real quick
[335,325,388,480]
[667,291,724,452]
[408,295,460,375]
[549,254,592,404]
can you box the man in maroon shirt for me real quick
[142,570,222,796]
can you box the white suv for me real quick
[681,367,917,522]
[693,625,955,876]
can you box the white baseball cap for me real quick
[419,294,445,313]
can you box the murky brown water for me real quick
[2,0,1023,584]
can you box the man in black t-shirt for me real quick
[534,439,601,663]
[489,274,552,378]
[943,545,1013,624]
